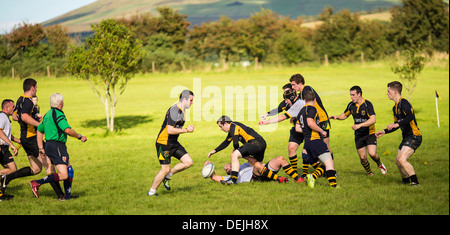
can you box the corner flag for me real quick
[435,90,440,127]
[435,90,441,100]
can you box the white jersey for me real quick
[0,112,12,145]
[285,98,305,119]
[222,162,254,183]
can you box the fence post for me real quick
[361,52,365,65]
[12,67,14,79]
[47,65,50,77]
[324,54,329,66]
[152,61,155,73]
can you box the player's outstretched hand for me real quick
[208,150,216,158]
[375,130,385,138]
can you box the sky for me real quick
[0,0,97,33]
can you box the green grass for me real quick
[0,61,448,215]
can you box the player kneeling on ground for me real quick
[30,93,86,200]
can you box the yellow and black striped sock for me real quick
[362,161,372,174]
[312,165,325,179]
[289,155,298,173]
[261,166,279,181]
[230,171,238,183]
[326,170,337,187]
[311,161,321,169]
[373,155,382,167]
[282,165,299,181]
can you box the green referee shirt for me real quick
[37,108,71,143]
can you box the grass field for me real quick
[0,61,448,215]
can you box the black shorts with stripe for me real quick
[155,142,188,165]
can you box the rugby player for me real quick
[329,86,387,175]
[208,115,294,185]
[148,90,195,196]
[375,81,422,186]
[296,90,337,188]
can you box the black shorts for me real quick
[289,127,304,145]
[156,142,188,165]
[355,134,377,149]
[399,135,422,151]
[0,145,14,165]
[238,139,266,162]
[304,140,330,163]
[21,136,40,157]
[45,140,69,165]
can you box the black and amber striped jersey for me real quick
[385,98,421,137]
[156,104,186,146]
[344,99,376,137]
[214,122,263,152]
[297,104,321,142]
[299,86,329,123]
[14,95,39,139]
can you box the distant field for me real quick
[0,61,448,215]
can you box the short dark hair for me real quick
[217,115,232,125]
[350,86,362,95]
[387,81,402,94]
[289,74,305,85]
[179,90,194,101]
[303,90,315,102]
[2,99,14,110]
[23,78,37,92]
[282,83,292,90]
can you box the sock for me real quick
[312,165,325,179]
[402,177,410,184]
[5,166,33,185]
[282,165,299,181]
[165,172,173,179]
[230,171,239,183]
[50,181,64,198]
[409,174,419,185]
[64,165,74,199]
[325,170,337,187]
[311,161,321,169]
[64,179,73,199]
[260,166,279,181]
[289,155,298,173]
[301,153,309,176]
[148,188,157,195]
[36,173,60,185]
[362,160,372,174]
[373,155,382,167]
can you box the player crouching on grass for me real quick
[208,115,302,185]
[29,93,86,200]
[204,154,302,184]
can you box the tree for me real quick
[7,22,45,53]
[66,19,144,132]
[390,0,449,53]
[312,7,362,62]
[390,47,427,100]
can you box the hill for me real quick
[43,0,401,33]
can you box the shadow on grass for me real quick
[82,115,153,134]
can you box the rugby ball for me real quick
[201,162,215,178]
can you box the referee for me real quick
[29,93,86,200]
